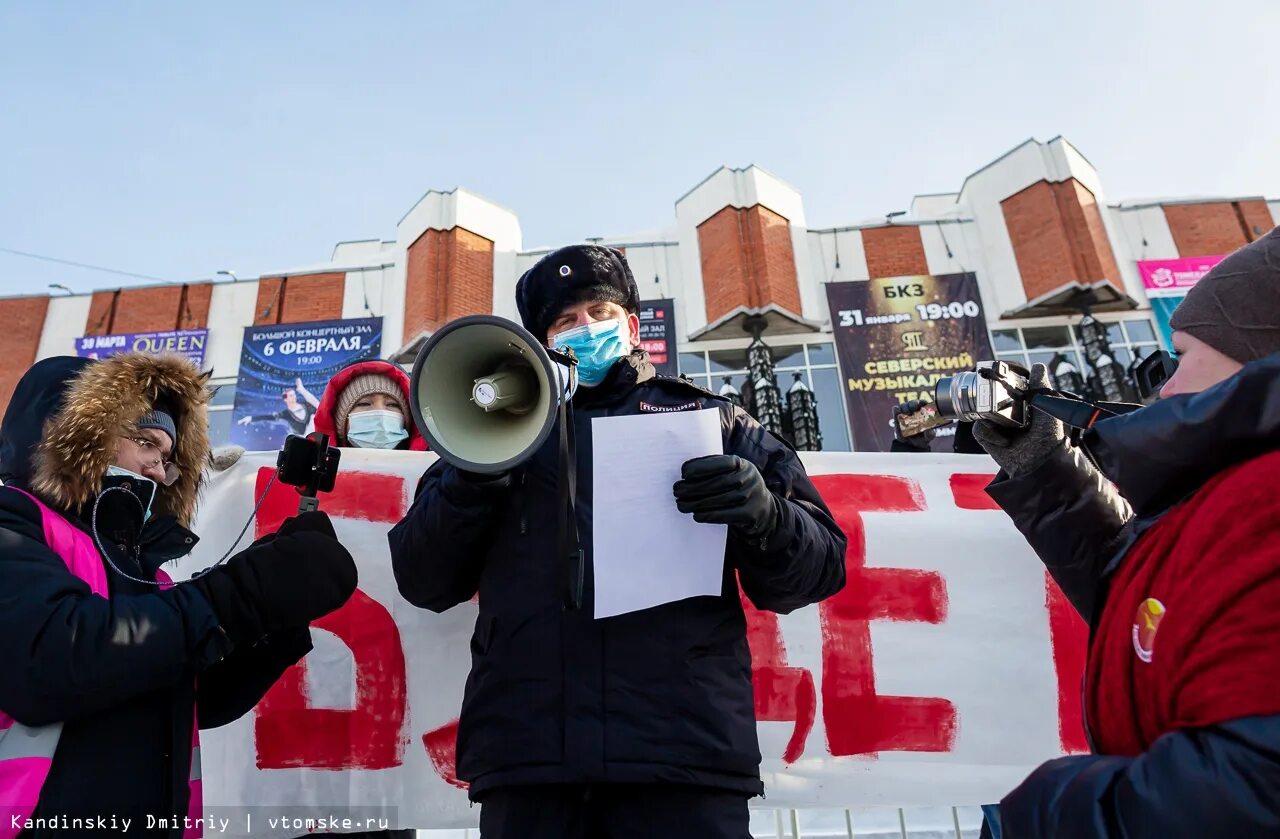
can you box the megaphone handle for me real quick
[556,395,583,610]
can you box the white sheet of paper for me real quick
[591,407,728,619]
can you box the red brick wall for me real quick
[1002,179,1121,301]
[698,207,750,322]
[862,225,929,278]
[0,296,50,413]
[83,283,216,334]
[110,285,185,333]
[254,278,286,325]
[1165,200,1276,256]
[282,273,346,324]
[697,204,801,323]
[85,290,122,336]
[1239,200,1276,241]
[403,226,494,339]
[404,229,441,337]
[745,205,802,314]
[1002,181,1076,300]
[1055,180,1121,291]
[1165,202,1248,256]
[179,283,213,330]
[253,273,346,325]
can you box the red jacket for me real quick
[1087,450,1280,756]
[312,360,428,451]
[987,353,1280,838]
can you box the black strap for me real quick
[1027,391,1143,430]
[556,384,583,610]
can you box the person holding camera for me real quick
[389,244,847,839]
[0,353,358,837]
[972,227,1280,838]
[890,399,984,453]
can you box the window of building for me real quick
[991,317,1161,381]
[208,381,236,448]
[678,341,851,451]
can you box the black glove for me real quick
[193,511,358,647]
[436,464,513,506]
[275,510,338,538]
[673,454,780,544]
[970,363,1067,477]
[892,399,937,450]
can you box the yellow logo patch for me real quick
[1132,597,1166,663]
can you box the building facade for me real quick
[4,135,1276,451]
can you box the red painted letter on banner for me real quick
[252,468,411,769]
[813,474,955,757]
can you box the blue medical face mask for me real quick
[347,410,409,450]
[104,464,157,522]
[551,318,631,387]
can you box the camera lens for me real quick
[934,377,956,417]
[934,371,981,421]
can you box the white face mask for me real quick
[104,464,157,522]
[347,410,409,450]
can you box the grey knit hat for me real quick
[1168,225,1280,363]
[137,398,178,447]
[334,373,402,440]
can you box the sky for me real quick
[2,0,1278,295]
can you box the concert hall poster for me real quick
[826,273,993,452]
[638,298,678,378]
[230,317,383,451]
[76,329,208,366]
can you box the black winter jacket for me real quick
[389,352,847,798]
[0,356,311,838]
[985,352,1280,838]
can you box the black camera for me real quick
[1134,350,1178,400]
[276,432,341,513]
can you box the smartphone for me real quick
[277,432,341,512]
[895,401,952,438]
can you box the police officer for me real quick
[389,244,847,839]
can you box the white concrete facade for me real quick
[27,136,1276,380]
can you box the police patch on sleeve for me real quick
[639,400,702,413]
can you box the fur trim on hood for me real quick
[31,353,211,525]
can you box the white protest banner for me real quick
[176,450,1086,833]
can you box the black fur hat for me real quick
[515,244,640,340]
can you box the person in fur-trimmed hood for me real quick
[0,353,357,838]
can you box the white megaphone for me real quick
[408,315,578,474]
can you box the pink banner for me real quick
[1137,255,1225,296]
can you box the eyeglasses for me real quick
[125,436,181,486]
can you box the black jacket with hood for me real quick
[0,355,311,838]
[984,352,1280,838]
[389,352,847,799]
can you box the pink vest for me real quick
[0,488,202,838]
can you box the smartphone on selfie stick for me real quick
[276,432,341,513]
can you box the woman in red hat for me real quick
[313,360,427,452]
